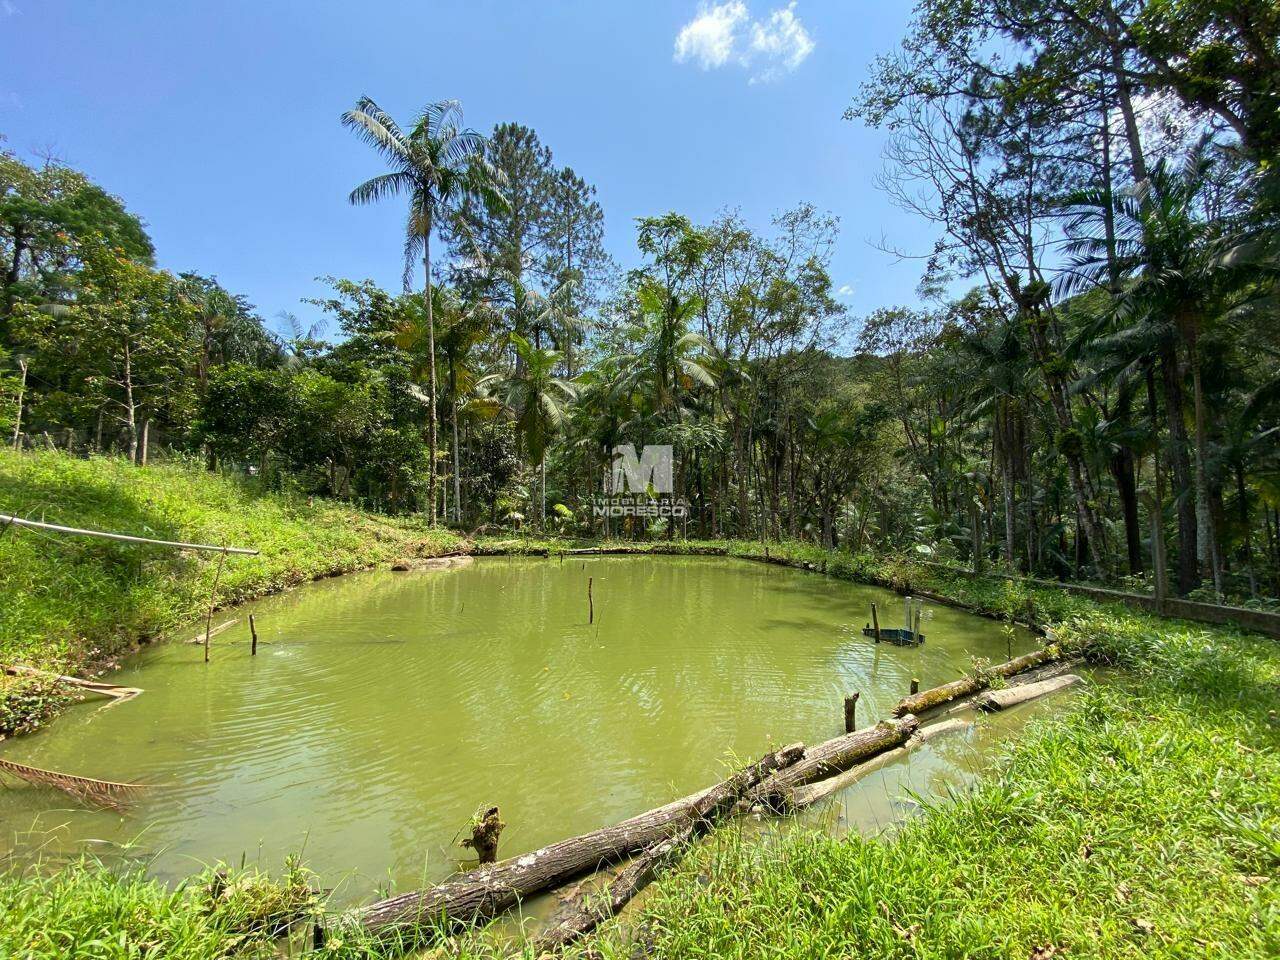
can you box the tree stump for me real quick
[462,806,505,865]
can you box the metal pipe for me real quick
[0,514,259,555]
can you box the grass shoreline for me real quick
[2,453,1278,957]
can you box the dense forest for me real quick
[2,0,1278,603]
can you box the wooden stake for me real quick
[204,548,227,664]
[910,678,920,695]
[249,614,258,656]
[843,693,859,733]
[588,576,594,624]
[871,603,882,643]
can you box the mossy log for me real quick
[892,648,1056,717]
[338,742,804,946]
[976,674,1082,711]
[748,716,918,812]
[790,718,972,809]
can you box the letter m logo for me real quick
[610,444,673,494]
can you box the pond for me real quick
[0,556,1039,902]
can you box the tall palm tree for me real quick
[342,97,498,522]
[436,291,493,525]
[616,281,717,419]
[182,281,236,392]
[477,334,577,528]
[1062,139,1240,595]
[954,317,1032,569]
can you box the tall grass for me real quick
[0,450,461,670]
[0,860,317,959]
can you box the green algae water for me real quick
[0,556,1038,901]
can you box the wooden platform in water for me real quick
[862,626,925,646]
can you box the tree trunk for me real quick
[1160,340,1199,593]
[140,418,150,467]
[123,344,139,464]
[452,394,463,526]
[1001,455,1016,567]
[893,648,1056,717]
[976,674,1082,711]
[531,740,805,954]
[341,744,804,945]
[970,496,984,574]
[1109,446,1142,574]
[1188,332,1223,596]
[423,224,439,526]
[748,717,918,812]
[1022,309,1107,572]
[1237,464,1257,597]
[10,357,25,449]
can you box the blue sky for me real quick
[0,1,930,342]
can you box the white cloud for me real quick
[674,2,748,70]
[748,3,814,82]
[837,283,855,298]
[674,2,814,82]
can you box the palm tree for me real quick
[616,281,717,419]
[342,97,498,523]
[436,292,493,525]
[1062,140,1239,595]
[954,316,1032,570]
[182,281,236,392]
[477,334,576,528]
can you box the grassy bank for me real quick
[570,597,1280,959]
[0,450,461,734]
[1,471,1277,957]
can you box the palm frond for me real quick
[0,757,146,812]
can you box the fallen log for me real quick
[748,717,918,812]
[4,665,142,702]
[893,648,1056,717]
[390,555,474,572]
[790,717,973,810]
[976,674,1082,712]
[335,742,804,947]
[529,736,790,953]
[939,659,1079,717]
[530,825,691,954]
[185,618,239,645]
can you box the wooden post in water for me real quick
[249,614,258,657]
[843,693,859,733]
[588,576,594,624]
[203,548,228,664]
[871,603,882,643]
[910,678,920,695]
